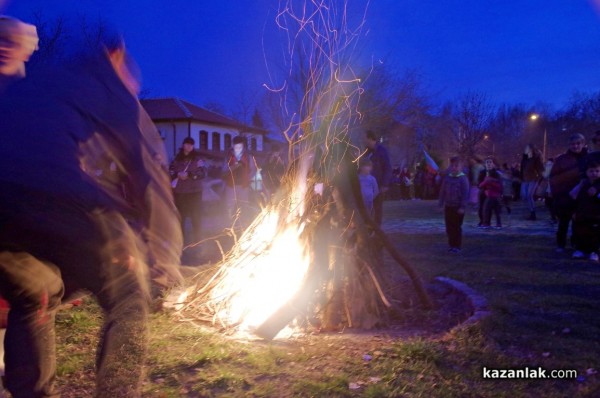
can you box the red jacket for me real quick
[479,176,503,199]
[225,150,252,188]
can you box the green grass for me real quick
[49,200,600,397]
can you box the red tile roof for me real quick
[140,98,267,134]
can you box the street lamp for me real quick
[483,134,495,156]
[529,113,547,160]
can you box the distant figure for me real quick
[570,160,600,261]
[499,163,514,215]
[520,144,545,220]
[399,166,412,200]
[365,131,392,226]
[549,134,588,252]
[476,157,498,226]
[169,136,205,248]
[438,156,470,253]
[224,135,253,227]
[0,38,182,397]
[479,169,503,228]
[358,159,379,216]
[543,158,557,223]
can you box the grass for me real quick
[46,200,600,397]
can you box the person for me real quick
[0,16,38,389]
[476,157,498,226]
[224,135,253,227]
[169,137,205,248]
[358,159,379,216]
[0,36,182,397]
[570,160,600,261]
[365,131,392,226]
[438,156,470,253]
[0,16,38,91]
[479,169,503,229]
[549,134,588,252]
[543,158,557,223]
[399,166,412,200]
[520,144,545,220]
[262,143,286,199]
[499,163,514,215]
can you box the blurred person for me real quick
[358,159,379,216]
[499,163,514,215]
[570,160,600,261]
[399,166,412,200]
[511,162,522,201]
[438,157,470,253]
[479,169,503,229]
[365,131,392,226]
[169,137,205,250]
[0,34,182,398]
[521,144,545,220]
[549,134,588,252]
[224,135,253,227]
[476,157,498,226]
[0,16,38,90]
[543,158,557,223]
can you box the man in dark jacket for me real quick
[0,40,182,397]
[549,133,588,252]
[438,157,470,252]
[365,130,392,227]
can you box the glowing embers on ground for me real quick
[178,202,311,339]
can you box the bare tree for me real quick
[450,92,495,159]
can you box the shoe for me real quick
[449,247,461,253]
[589,252,599,262]
[478,224,491,229]
[555,247,565,254]
[572,250,585,259]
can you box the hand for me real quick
[197,159,205,168]
[588,186,597,196]
[457,207,465,215]
[178,171,188,180]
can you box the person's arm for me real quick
[438,177,446,207]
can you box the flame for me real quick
[210,212,310,333]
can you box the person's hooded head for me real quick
[0,16,38,77]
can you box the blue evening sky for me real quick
[4,0,600,110]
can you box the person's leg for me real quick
[92,213,150,397]
[494,199,502,226]
[174,193,189,240]
[0,252,64,398]
[526,182,536,213]
[482,197,492,226]
[189,192,203,244]
[444,206,454,247]
[478,191,486,225]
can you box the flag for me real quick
[423,149,439,174]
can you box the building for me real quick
[140,97,268,162]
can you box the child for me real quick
[358,159,379,216]
[438,157,470,253]
[479,169,503,229]
[570,160,600,261]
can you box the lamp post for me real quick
[529,114,547,160]
[483,134,495,156]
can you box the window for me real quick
[246,136,252,150]
[212,132,221,151]
[224,133,232,150]
[251,137,258,151]
[199,130,208,149]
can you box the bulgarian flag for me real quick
[423,149,439,174]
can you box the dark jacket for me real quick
[438,172,470,208]
[550,148,589,197]
[521,154,545,182]
[224,150,252,188]
[574,178,600,221]
[169,150,205,194]
[367,143,392,188]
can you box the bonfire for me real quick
[173,0,431,339]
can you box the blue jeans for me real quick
[521,181,537,212]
